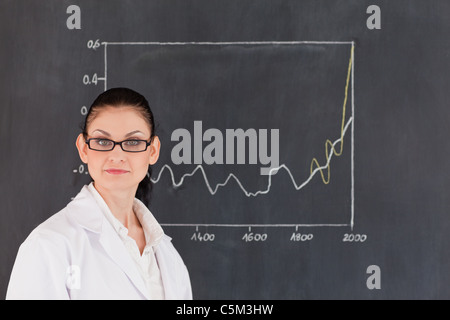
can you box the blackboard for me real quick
[1,0,450,299]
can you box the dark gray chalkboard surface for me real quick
[1,0,450,299]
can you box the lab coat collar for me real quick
[66,185,150,299]
[67,185,104,234]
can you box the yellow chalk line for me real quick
[310,44,354,184]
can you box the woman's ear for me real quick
[148,136,161,165]
[76,133,89,164]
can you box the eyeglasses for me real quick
[85,138,151,153]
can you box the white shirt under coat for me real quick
[6,184,192,300]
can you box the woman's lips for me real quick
[105,169,129,175]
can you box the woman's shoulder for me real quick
[23,205,79,250]
[23,185,98,247]
[6,192,93,300]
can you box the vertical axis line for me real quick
[104,43,108,91]
[350,42,355,231]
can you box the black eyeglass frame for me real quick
[85,138,152,153]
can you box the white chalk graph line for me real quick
[150,117,352,197]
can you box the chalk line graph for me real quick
[98,40,355,229]
[151,119,352,196]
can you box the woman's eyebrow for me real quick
[125,130,145,137]
[92,129,111,137]
[91,129,145,138]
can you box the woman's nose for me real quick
[107,144,127,161]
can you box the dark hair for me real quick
[81,87,156,207]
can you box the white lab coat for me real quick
[6,185,193,300]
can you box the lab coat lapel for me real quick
[154,237,177,299]
[68,186,150,300]
[98,223,150,300]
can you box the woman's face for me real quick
[76,105,160,193]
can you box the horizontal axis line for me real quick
[101,41,354,46]
[160,223,351,228]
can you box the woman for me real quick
[7,88,192,300]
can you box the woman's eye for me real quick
[97,139,112,146]
[124,140,140,146]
